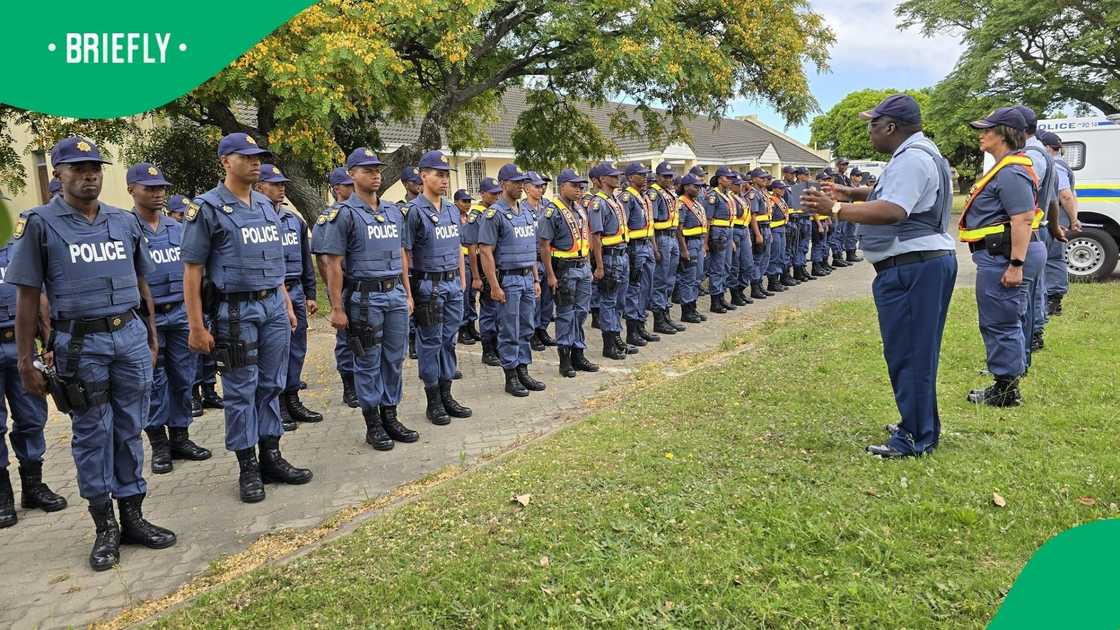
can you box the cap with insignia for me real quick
[167,194,189,214]
[346,147,384,169]
[418,150,455,172]
[679,173,703,187]
[453,189,473,202]
[217,133,271,158]
[655,161,676,176]
[589,161,624,178]
[51,136,112,168]
[401,166,422,185]
[125,162,171,186]
[714,165,735,179]
[328,166,353,186]
[556,168,588,185]
[498,163,529,182]
[524,170,548,186]
[624,162,651,177]
[479,177,502,194]
[259,164,291,183]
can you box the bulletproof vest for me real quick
[409,197,461,273]
[0,245,16,327]
[196,189,285,293]
[494,206,537,269]
[858,138,952,250]
[594,192,626,239]
[519,199,542,223]
[35,202,140,320]
[679,197,706,229]
[706,191,732,220]
[1024,140,1056,212]
[144,215,185,305]
[343,200,402,279]
[278,208,305,278]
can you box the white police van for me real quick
[1037,116,1120,281]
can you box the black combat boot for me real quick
[665,307,687,331]
[380,406,419,443]
[721,291,737,310]
[618,331,640,355]
[17,461,66,512]
[118,494,177,549]
[504,368,529,397]
[439,380,472,418]
[466,320,482,341]
[590,307,601,329]
[768,274,786,293]
[626,320,647,347]
[1030,332,1044,352]
[671,283,681,305]
[278,401,298,433]
[516,364,546,391]
[637,317,660,341]
[458,325,477,345]
[200,383,224,409]
[682,302,703,324]
[572,347,599,372]
[283,391,323,423]
[145,427,173,474]
[0,469,15,528]
[235,448,265,503]
[87,500,121,571]
[341,372,359,408]
[536,327,556,347]
[258,436,314,485]
[168,427,212,462]
[709,295,727,314]
[558,346,576,377]
[363,408,394,450]
[530,329,546,352]
[190,385,203,417]
[832,254,850,268]
[408,332,417,360]
[602,332,626,361]
[811,262,827,277]
[1047,295,1063,316]
[482,337,501,367]
[730,287,748,306]
[967,376,1023,407]
[846,249,863,263]
[750,281,768,300]
[424,384,450,425]
[781,270,798,286]
[800,265,817,281]
[652,310,677,335]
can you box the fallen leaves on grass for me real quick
[992,493,1007,508]
[1077,497,1096,507]
[512,494,532,507]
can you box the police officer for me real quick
[1039,131,1079,316]
[8,136,175,569]
[587,162,632,360]
[766,179,796,292]
[801,94,956,457]
[47,178,62,198]
[539,169,599,377]
[166,193,188,222]
[787,167,816,282]
[470,177,502,367]
[649,162,686,334]
[453,189,480,346]
[402,151,472,424]
[315,148,419,450]
[675,173,708,324]
[618,163,660,346]
[810,170,834,276]
[181,133,312,504]
[254,164,322,428]
[1013,106,1057,358]
[398,167,424,361]
[521,172,557,351]
[703,166,737,313]
[128,163,212,474]
[0,236,67,528]
[746,168,776,297]
[479,164,545,396]
[312,167,359,408]
[832,159,863,265]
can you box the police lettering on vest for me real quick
[368,223,399,240]
[69,240,126,264]
[281,230,300,247]
[242,224,279,245]
[434,224,460,240]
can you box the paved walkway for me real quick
[2,249,979,629]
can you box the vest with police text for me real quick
[196,189,285,293]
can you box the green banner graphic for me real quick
[988,519,1120,629]
[0,1,314,119]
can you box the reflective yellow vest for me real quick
[625,186,655,239]
[959,153,1039,243]
[678,196,708,237]
[650,184,679,230]
[596,191,629,246]
[547,197,589,258]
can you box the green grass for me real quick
[153,284,1120,629]
[953,193,967,214]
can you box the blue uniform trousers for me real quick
[728,228,743,290]
[479,281,498,344]
[751,227,771,282]
[462,258,477,326]
[973,251,1028,378]
[497,272,536,369]
[794,218,812,266]
[732,228,754,289]
[55,317,151,501]
[596,249,628,333]
[213,291,290,452]
[1023,240,1047,367]
[554,262,591,349]
[348,284,407,408]
[284,282,309,394]
[415,277,463,386]
[536,260,555,330]
[1041,228,1068,298]
[624,240,655,321]
[705,227,731,295]
[679,237,705,304]
[831,220,853,255]
[193,318,217,387]
[812,223,829,263]
[768,227,787,275]
[0,340,48,467]
[148,303,193,430]
[335,328,354,377]
[874,253,957,455]
[842,219,859,251]
[652,232,679,311]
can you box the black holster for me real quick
[554,275,575,307]
[346,320,383,357]
[983,230,1013,258]
[212,298,255,371]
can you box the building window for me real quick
[1060,141,1085,170]
[464,159,484,195]
[33,151,50,203]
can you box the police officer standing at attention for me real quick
[649,162,687,334]
[402,151,471,424]
[479,164,545,396]
[1039,131,1078,316]
[128,163,212,474]
[453,189,480,346]
[522,172,556,352]
[539,168,599,377]
[748,168,776,297]
[801,94,956,458]
[1013,105,1056,358]
[766,179,794,292]
[166,194,188,222]
[312,167,359,408]
[470,177,502,367]
[703,166,736,313]
[810,170,835,276]
[9,136,176,569]
[399,167,424,360]
[619,163,660,347]
[787,167,816,282]
[587,162,632,360]
[831,158,863,265]
[254,164,322,428]
[675,172,708,324]
[181,133,312,503]
[315,148,419,451]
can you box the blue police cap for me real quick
[167,194,189,214]
[494,163,525,182]
[556,168,588,185]
[401,166,422,185]
[479,177,501,194]
[126,162,171,187]
[1039,130,1062,149]
[849,167,863,177]
[418,150,455,172]
[589,161,624,178]
[1012,105,1038,132]
[815,171,831,181]
[655,161,676,176]
[51,136,112,168]
[453,188,473,202]
[747,167,768,179]
[969,107,1027,132]
[328,166,353,186]
[679,173,703,187]
[714,165,735,179]
[769,180,788,190]
[781,165,795,174]
[258,164,291,183]
[688,165,706,177]
[859,94,922,125]
[525,171,548,186]
[217,133,270,158]
[794,167,809,176]
[47,178,62,194]
[346,147,383,169]
[624,162,650,177]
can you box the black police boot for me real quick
[637,318,660,342]
[709,295,727,314]
[558,346,577,378]
[602,332,626,361]
[671,283,681,305]
[742,286,756,305]
[720,291,738,310]
[87,500,121,571]
[832,254,850,268]
[504,368,529,397]
[408,332,417,360]
[458,325,477,345]
[811,262,827,277]
[1047,295,1063,316]
[235,448,265,503]
[516,364,547,391]
[572,347,600,373]
[284,391,323,423]
[439,380,472,418]
[17,461,66,512]
[750,281,768,300]
[0,469,16,528]
[453,369,463,380]
[820,259,833,273]
[618,331,640,355]
[682,302,703,324]
[190,385,203,418]
[424,384,451,425]
[118,494,177,549]
[380,406,419,443]
[168,427,212,462]
[653,310,677,335]
[666,308,687,331]
[768,274,786,293]
[145,427,173,475]
[258,436,313,485]
[626,320,647,347]
[730,287,748,307]
[967,376,1023,407]
[530,329,546,352]
[781,270,798,286]
[200,383,224,409]
[537,327,557,347]
[1030,332,1045,352]
[466,320,482,341]
[482,337,501,367]
[278,400,298,433]
[341,372,359,408]
[800,265,818,281]
[363,408,394,451]
[846,249,863,263]
[590,307,601,329]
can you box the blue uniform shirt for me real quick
[313,194,404,279]
[6,197,154,320]
[460,204,485,246]
[0,243,18,327]
[137,212,185,306]
[478,198,537,269]
[538,197,585,253]
[278,206,317,299]
[402,194,461,273]
[962,163,1036,229]
[588,191,626,238]
[702,189,733,221]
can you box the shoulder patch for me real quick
[707,194,717,204]
[621,192,631,202]
[468,213,477,223]
[316,214,328,225]
[327,207,340,223]
[12,216,26,239]
[545,207,554,218]
[485,208,497,219]
[185,201,200,222]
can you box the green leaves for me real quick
[809,89,931,161]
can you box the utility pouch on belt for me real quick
[414,297,443,328]
[346,321,383,357]
[554,279,575,307]
[628,254,640,283]
[983,229,1013,258]
[597,274,618,292]
[35,357,74,415]
[211,338,254,371]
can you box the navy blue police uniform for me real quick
[588,163,631,359]
[649,162,684,332]
[311,167,358,407]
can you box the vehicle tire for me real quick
[1066,227,1119,283]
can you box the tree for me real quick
[897,0,1120,115]
[122,118,225,197]
[809,89,931,161]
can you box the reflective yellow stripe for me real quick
[596,191,628,245]
[681,226,706,236]
[653,220,675,230]
[960,153,1039,242]
[1030,209,1043,229]
[770,219,787,228]
[710,219,732,227]
[548,197,590,258]
[602,234,626,245]
[461,246,469,255]
[552,244,588,258]
[629,228,652,239]
[814,214,829,221]
[959,223,1007,242]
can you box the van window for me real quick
[1059,141,1085,170]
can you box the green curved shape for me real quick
[0,1,313,119]
[989,519,1120,629]
[0,199,11,244]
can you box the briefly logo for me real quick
[273,166,282,176]
[364,149,374,157]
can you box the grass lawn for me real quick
[152,283,1119,629]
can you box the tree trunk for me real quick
[276,158,326,224]
[377,108,447,196]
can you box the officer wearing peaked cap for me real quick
[166,193,188,222]
[47,177,62,197]
[649,162,687,334]
[702,165,737,313]
[181,133,313,503]
[399,166,423,360]
[472,176,503,367]
[618,162,661,347]
[1037,130,1077,317]
[675,172,709,324]
[810,169,835,276]
[452,188,482,346]
[522,171,557,351]
[6,136,176,569]
[312,166,359,408]
[587,162,633,360]
[747,168,776,298]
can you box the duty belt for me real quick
[155,301,182,314]
[345,277,400,293]
[54,308,137,335]
[412,270,458,282]
[554,258,588,271]
[602,246,627,257]
[873,249,953,273]
[218,288,277,303]
[498,266,533,277]
[284,278,302,290]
